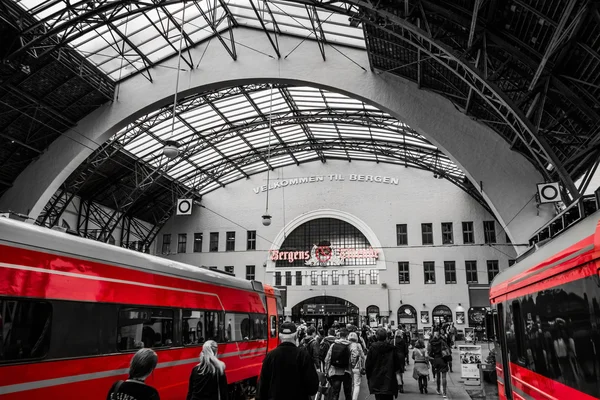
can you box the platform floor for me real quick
[340,345,476,400]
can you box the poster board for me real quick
[459,345,482,385]
[464,327,475,342]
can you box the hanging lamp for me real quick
[262,84,274,226]
[163,5,186,160]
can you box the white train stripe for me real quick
[0,348,268,394]
[0,262,225,309]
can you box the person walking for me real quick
[258,321,319,400]
[303,325,322,372]
[348,332,365,400]
[365,328,403,400]
[412,340,430,394]
[185,340,227,400]
[428,329,451,398]
[324,328,353,400]
[392,329,406,393]
[106,348,160,400]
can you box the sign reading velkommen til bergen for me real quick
[253,174,399,194]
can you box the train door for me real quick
[495,302,513,400]
[266,293,280,352]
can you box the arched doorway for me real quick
[292,296,359,331]
[432,305,453,327]
[397,305,418,335]
[366,305,380,328]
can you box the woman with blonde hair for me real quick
[186,340,228,400]
[348,332,366,400]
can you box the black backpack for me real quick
[319,339,332,362]
[330,342,350,368]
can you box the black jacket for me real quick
[302,336,321,370]
[365,340,402,395]
[258,341,319,400]
[186,365,228,400]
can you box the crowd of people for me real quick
[105,321,458,400]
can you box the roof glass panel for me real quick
[18,0,364,82]
[103,83,464,195]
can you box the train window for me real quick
[250,314,268,340]
[182,309,224,345]
[0,298,52,363]
[224,313,251,342]
[270,316,277,338]
[118,307,174,351]
[511,300,526,362]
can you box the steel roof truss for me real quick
[194,0,237,61]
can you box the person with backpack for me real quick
[324,327,352,400]
[106,348,160,400]
[319,328,337,369]
[428,329,451,398]
[302,325,321,371]
[392,329,406,393]
[185,340,227,400]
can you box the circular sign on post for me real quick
[177,199,193,215]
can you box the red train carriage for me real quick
[490,212,600,400]
[0,217,282,399]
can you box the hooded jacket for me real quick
[365,340,402,395]
[324,338,352,377]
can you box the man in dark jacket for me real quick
[302,325,321,371]
[259,321,319,400]
[365,328,403,400]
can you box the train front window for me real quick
[0,298,52,362]
[118,308,173,351]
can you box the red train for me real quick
[0,217,282,399]
[490,211,600,399]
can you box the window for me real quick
[444,261,457,283]
[224,313,252,342]
[270,316,277,338]
[311,271,319,285]
[250,313,268,340]
[332,270,339,285]
[421,223,433,245]
[226,231,235,251]
[465,260,478,283]
[224,266,234,274]
[193,233,203,252]
[462,222,474,244]
[396,224,408,245]
[359,270,367,285]
[487,260,499,282]
[505,233,511,244]
[177,233,187,253]
[285,271,292,286]
[161,234,171,254]
[321,271,329,285]
[295,271,302,285]
[397,262,409,284]
[247,230,256,250]
[369,270,379,284]
[441,223,453,244]
[118,307,174,350]
[209,232,219,252]
[245,265,255,281]
[508,259,516,267]
[348,270,356,285]
[0,298,52,362]
[424,262,436,284]
[275,272,282,286]
[511,301,525,361]
[183,309,223,345]
[484,221,496,244]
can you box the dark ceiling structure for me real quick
[1,0,599,251]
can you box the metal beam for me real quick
[195,0,237,61]
[249,0,280,58]
[305,5,326,61]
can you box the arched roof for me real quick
[1,0,599,250]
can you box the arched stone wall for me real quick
[0,27,554,248]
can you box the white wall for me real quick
[157,161,516,329]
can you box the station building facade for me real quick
[156,161,517,334]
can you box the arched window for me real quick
[432,305,453,326]
[397,305,418,332]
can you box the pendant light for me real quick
[262,84,274,226]
[163,5,186,160]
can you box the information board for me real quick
[458,345,482,382]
